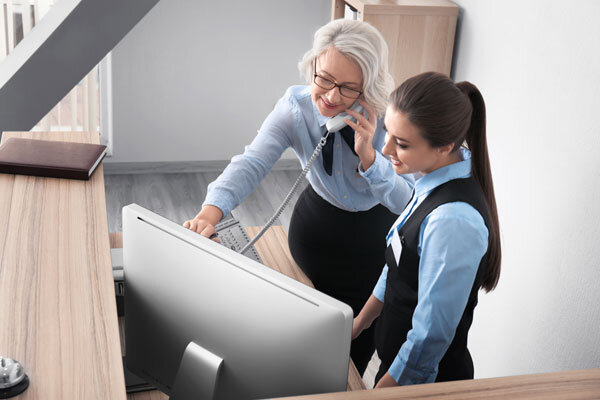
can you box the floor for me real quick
[104,167,380,388]
[104,169,307,233]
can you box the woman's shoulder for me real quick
[425,202,488,237]
[259,86,313,138]
[282,85,312,104]
[276,85,319,128]
[270,86,312,116]
[270,85,311,118]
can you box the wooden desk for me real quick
[277,368,600,399]
[0,132,126,400]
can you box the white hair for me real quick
[298,19,394,116]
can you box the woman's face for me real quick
[311,47,363,118]
[382,106,446,175]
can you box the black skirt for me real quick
[288,184,398,374]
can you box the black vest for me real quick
[375,177,491,383]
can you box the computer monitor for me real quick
[122,204,353,400]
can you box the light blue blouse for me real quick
[373,148,489,385]
[203,85,414,216]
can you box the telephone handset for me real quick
[326,102,365,133]
[239,102,366,255]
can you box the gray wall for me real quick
[106,0,330,163]
[451,0,600,378]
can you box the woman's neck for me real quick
[421,151,463,175]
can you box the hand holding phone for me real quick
[325,102,365,133]
[343,99,378,171]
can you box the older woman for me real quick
[184,19,413,375]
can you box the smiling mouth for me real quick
[320,97,338,109]
[390,159,403,166]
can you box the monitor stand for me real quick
[170,341,224,400]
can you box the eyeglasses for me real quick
[313,59,363,99]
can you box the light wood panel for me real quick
[0,131,126,400]
[344,0,458,16]
[276,368,600,400]
[364,12,456,85]
[331,0,345,19]
[110,231,124,248]
[330,0,458,86]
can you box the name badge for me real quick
[390,228,403,266]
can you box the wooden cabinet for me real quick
[331,0,458,86]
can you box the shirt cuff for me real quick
[358,150,390,184]
[372,265,388,302]
[202,188,234,218]
[388,354,437,386]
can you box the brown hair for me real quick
[390,72,501,291]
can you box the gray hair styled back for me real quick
[298,19,394,116]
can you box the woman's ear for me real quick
[436,143,455,157]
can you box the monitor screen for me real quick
[122,204,353,399]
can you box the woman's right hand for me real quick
[183,218,219,242]
[183,205,223,243]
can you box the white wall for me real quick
[105,0,329,163]
[451,0,600,378]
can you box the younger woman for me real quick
[349,72,501,387]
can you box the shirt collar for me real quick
[414,147,472,197]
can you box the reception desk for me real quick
[1,131,598,400]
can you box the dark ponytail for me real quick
[391,72,501,291]
[455,81,501,291]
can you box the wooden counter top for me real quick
[0,131,126,400]
[276,368,600,399]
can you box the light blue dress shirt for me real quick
[373,148,489,385]
[203,85,414,216]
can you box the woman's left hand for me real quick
[374,372,399,388]
[345,98,377,171]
